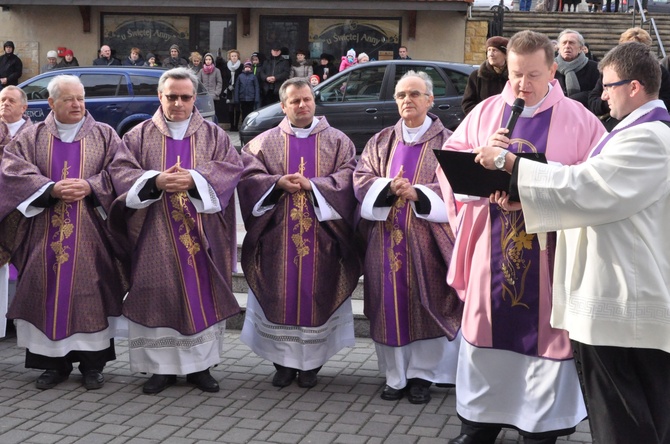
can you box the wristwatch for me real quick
[494,149,509,171]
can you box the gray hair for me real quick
[558,29,585,48]
[398,70,434,96]
[1,85,27,105]
[278,77,315,104]
[47,75,84,100]
[158,67,198,96]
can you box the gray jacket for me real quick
[197,67,223,100]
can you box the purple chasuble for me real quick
[283,134,319,326]
[163,137,218,332]
[590,107,670,158]
[45,137,83,340]
[489,105,554,356]
[380,139,425,346]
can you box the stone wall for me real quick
[464,19,488,65]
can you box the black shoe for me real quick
[36,369,70,389]
[297,370,318,388]
[186,369,219,393]
[449,434,476,444]
[406,378,432,404]
[272,365,297,387]
[143,374,177,394]
[435,382,455,388]
[380,384,405,401]
[82,370,105,390]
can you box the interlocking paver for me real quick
[0,331,594,444]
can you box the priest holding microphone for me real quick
[438,30,605,444]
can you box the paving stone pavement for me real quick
[0,331,594,444]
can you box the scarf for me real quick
[227,60,241,87]
[556,52,589,96]
[203,63,215,74]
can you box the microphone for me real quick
[505,98,525,135]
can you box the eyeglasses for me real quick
[393,90,430,100]
[602,79,633,92]
[163,94,194,102]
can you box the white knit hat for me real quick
[47,50,58,58]
[347,48,356,58]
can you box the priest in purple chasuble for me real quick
[238,78,362,389]
[438,31,605,444]
[0,75,133,391]
[353,71,463,405]
[0,85,33,337]
[109,67,243,395]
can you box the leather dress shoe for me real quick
[82,370,105,390]
[143,374,177,394]
[186,369,219,392]
[448,434,477,444]
[436,382,455,388]
[407,379,432,404]
[272,366,297,387]
[36,369,70,390]
[380,384,405,401]
[297,369,318,388]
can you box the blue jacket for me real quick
[234,71,261,107]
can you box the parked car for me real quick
[239,60,478,152]
[471,0,514,10]
[19,66,216,135]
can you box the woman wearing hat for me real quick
[290,49,313,80]
[461,36,509,116]
[56,49,79,68]
[41,50,59,73]
[313,53,337,82]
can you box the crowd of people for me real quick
[0,26,667,444]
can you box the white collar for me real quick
[54,117,85,143]
[401,115,432,145]
[164,114,193,140]
[291,117,318,138]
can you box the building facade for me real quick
[0,0,470,82]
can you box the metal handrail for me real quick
[629,0,666,60]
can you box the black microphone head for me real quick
[511,98,525,113]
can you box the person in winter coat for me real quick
[162,44,188,68]
[92,45,121,66]
[290,49,313,80]
[122,47,145,66]
[313,53,336,82]
[219,49,244,131]
[259,43,290,106]
[0,41,23,88]
[189,52,203,74]
[197,53,224,119]
[461,36,509,116]
[143,53,159,67]
[339,48,357,72]
[56,49,79,68]
[235,60,261,125]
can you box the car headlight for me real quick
[244,111,259,127]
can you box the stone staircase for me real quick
[471,10,670,60]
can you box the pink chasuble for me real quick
[488,105,552,356]
[44,136,84,340]
[283,134,320,326]
[381,140,425,346]
[163,136,218,332]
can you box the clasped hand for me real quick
[156,165,195,193]
[390,167,418,202]
[277,173,312,194]
[51,178,91,203]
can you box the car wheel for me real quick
[120,121,140,136]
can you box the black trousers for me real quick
[572,340,670,444]
[26,339,115,374]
